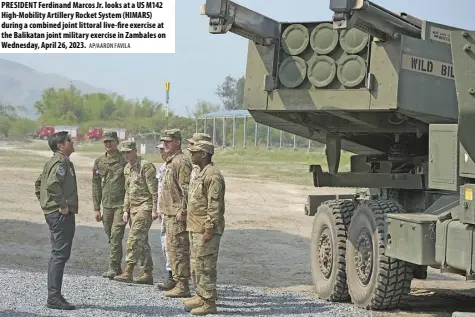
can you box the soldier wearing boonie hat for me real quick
[184,140,225,314]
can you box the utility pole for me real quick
[165,81,170,130]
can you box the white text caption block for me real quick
[0,0,175,53]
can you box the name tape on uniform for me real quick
[401,54,454,80]
[0,0,175,53]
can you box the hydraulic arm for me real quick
[329,0,421,39]
[200,0,280,45]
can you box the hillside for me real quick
[0,58,111,119]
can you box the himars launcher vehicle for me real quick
[201,0,475,311]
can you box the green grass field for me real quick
[172,147,352,185]
[0,149,48,169]
[18,140,352,186]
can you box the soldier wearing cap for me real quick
[113,140,159,285]
[155,142,175,291]
[92,131,128,279]
[183,141,225,315]
[185,133,212,293]
[159,128,193,297]
[187,133,212,183]
[187,132,212,147]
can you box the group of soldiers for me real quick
[35,128,226,316]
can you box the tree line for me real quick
[0,75,246,139]
[0,74,316,148]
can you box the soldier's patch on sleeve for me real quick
[57,166,65,177]
[209,177,222,197]
[93,167,99,175]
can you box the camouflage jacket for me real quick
[156,163,166,211]
[191,164,200,184]
[160,151,192,216]
[34,152,78,214]
[187,162,226,235]
[92,151,128,211]
[124,157,158,213]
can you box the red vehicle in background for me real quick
[87,127,103,141]
[37,126,127,141]
[38,125,80,141]
[87,127,128,141]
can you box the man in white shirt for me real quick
[155,142,176,291]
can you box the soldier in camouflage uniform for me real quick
[92,131,128,279]
[160,129,193,298]
[184,141,226,315]
[185,132,211,293]
[187,133,212,184]
[113,140,159,285]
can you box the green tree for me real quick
[0,103,23,118]
[236,76,244,108]
[0,115,11,137]
[216,75,245,110]
[10,117,38,137]
[189,100,221,118]
[0,102,28,137]
[32,84,194,135]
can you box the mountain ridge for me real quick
[0,58,112,119]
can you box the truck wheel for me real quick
[311,199,356,302]
[43,135,48,140]
[346,199,413,310]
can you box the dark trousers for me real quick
[45,211,76,300]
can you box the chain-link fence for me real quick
[196,114,325,151]
[132,132,161,155]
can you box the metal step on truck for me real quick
[200,0,475,312]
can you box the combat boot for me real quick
[184,295,204,312]
[182,294,199,304]
[164,279,191,298]
[156,271,176,291]
[102,264,122,279]
[135,270,154,285]
[190,299,217,315]
[113,263,134,283]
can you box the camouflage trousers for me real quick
[189,232,221,301]
[125,208,153,272]
[102,207,126,269]
[165,215,190,282]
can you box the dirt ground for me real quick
[1,140,475,317]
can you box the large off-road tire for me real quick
[311,199,356,302]
[346,199,413,310]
